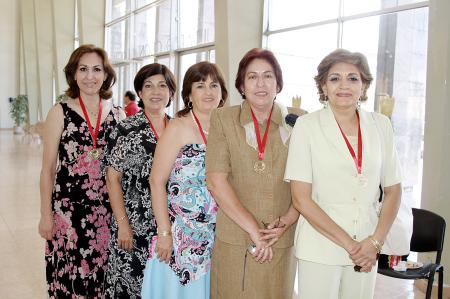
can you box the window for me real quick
[265,0,429,209]
[105,0,215,113]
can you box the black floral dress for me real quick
[45,102,121,298]
[103,111,164,299]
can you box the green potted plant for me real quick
[9,94,29,134]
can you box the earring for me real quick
[357,99,361,110]
[187,101,193,109]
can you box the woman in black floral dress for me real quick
[103,63,176,298]
[38,44,125,298]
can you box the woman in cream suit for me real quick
[284,49,402,299]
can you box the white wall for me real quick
[0,0,18,128]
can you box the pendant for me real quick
[87,148,101,161]
[254,161,266,173]
[358,173,368,187]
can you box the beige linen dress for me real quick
[206,100,306,299]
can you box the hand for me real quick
[156,234,173,264]
[249,231,273,263]
[38,214,54,240]
[350,238,378,271]
[117,222,133,251]
[259,217,288,247]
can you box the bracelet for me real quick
[368,235,383,253]
[157,229,172,237]
[116,215,127,223]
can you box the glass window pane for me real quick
[343,0,426,16]
[134,7,157,57]
[106,20,127,61]
[156,1,172,53]
[135,0,159,9]
[268,23,338,113]
[179,0,215,48]
[106,0,129,22]
[342,7,429,208]
[268,0,339,31]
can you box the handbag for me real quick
[372,112,413,256]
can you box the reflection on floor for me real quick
[0,129,426,298]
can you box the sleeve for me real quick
[205,109,231,174]
[382,116,402,187]
[102,124,129,174]
[284,117,313,183]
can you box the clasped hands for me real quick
[251,217,289,263]
[347,237,380,273]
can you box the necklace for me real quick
[190,110,208,144]
[190,110,209,135]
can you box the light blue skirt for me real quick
[141,257,210,299]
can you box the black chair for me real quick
[378,208,446,299]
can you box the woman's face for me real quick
[138,74,171,112]
[322,62,365,110]
[190,76,222,113]
[241,58,278,111]
[75,52,107,97]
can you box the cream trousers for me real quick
[297,259,377,299]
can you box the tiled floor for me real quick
[0,129,426,298]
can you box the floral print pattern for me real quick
[45,102,120,298]
[103,111,165,299]
[149,144,218,285]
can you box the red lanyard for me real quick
[79,96,102,149]
[144,112,166,141]
[250,106,273,160]
[191,111,208,144]
[336,111,362,174]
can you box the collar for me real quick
[239,100,283,127]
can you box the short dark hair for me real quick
[64,44,116,99]
[235,48,283,99]
[314,49,373,102]
[124,90,136,101]
[177,61,228,118]
[134,63,176,109]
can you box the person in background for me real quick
[124,90,140,117]
[141,61,228,299]
[38,44,125,298]
[103,63,176,298]
[206,48,306,299]
[284,49,402,298]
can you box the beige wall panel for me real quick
[421,0,450,286]
[52,0,75,97]
[35,0,54,120]
[0,0,19,128]
[78,0,105,47]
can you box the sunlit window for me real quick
[265,0,429,210]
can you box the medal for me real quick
[79,95,102,160]
[250,106,273,174]
[358,173,368,187]
[253,161,266,173]
[336,111,366,185]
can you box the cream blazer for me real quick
[284,107,402,265]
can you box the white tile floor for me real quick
[0,129,426,298]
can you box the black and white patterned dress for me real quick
[103,111,166,299]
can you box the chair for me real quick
[378,208,446,299]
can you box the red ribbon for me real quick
[79,96,102,149]
[336,111,362,174]
[250,106,273,161]
[191,111,208,144]
[144,112,166,141]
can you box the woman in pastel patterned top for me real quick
[103,63,176,298]
[38,44,125,298]
[141,62,228,299]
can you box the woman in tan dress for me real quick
[206,48,306,299]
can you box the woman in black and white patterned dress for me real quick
[103,63,176,299]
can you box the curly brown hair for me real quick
[314,49,373,102]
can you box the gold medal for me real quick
[254,160,266,173]
[358,173,368,187]
[88,148,100,161]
